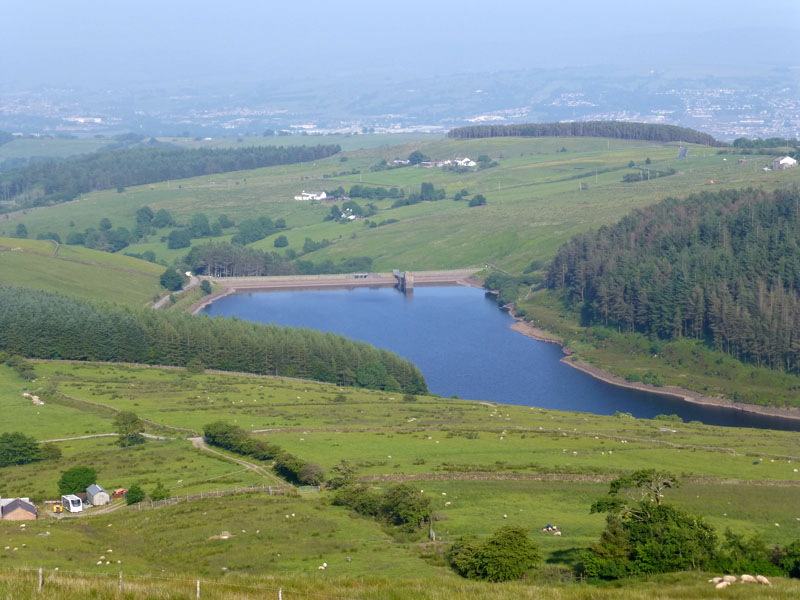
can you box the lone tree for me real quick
[408,150,427,165]
[160,267,183,291]
[113,411,146,446]
[448,526,540,582]
[58,466,97,495]
[583,469,716,578]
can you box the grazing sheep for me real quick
[740,574,756,583]
[553,530,562,536]
[715,581,729,589]
[756,575,771,585]
[709,577,722,583]
[722,575,736,583]
[445,501,451,506]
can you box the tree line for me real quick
[0,431,61,467]
[546,187,800,374]
[447,121,723,146]
[0,285,428,393]
[0,144,341,209]
[184,241,374,277]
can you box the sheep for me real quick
[445,501,451,506]
[722,575,736,583]
[715,581,729,589]
[553,530,562,536]
[709,577,722,583]
[740,574,756,583]
[756,575,771,585]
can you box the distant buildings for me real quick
[294,191,327,201]
[772,156,798,170]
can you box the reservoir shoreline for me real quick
[509,317,800,423]
[195,275,800,426]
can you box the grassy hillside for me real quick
[0,237,163,306]
[1,360,800,595]
[4,136,796,273]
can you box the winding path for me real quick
[189,437,286,486]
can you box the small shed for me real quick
[86,484,110,506]
[773,156,798,170]
[0,498,37,521]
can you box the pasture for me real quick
[4,136,796,274]
[2,360,800,593]
[0,237,163,306]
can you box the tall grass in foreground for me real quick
[0,569,799,600]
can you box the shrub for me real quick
[379,483,432,531]
[448,526,540,582]
[150,481,169,501]
[298,462,326,485]
[200,280,212,294]
[126,483,145,505]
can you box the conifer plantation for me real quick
[447,121,722,146]
[0,286,427,393]
[546,187,800,374]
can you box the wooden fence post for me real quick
[119,571,123,592]
[38,567,42,592]
[196,579,200,598]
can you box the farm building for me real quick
[772,155,798,170]
[293,190,327,201]
[86,484,110,506]
[0,497,37,521]
[454,157,477,167]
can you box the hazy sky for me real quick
[4,0,800,87]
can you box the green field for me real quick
[4,137,794,274]
[0,137,111,162]
[0,236,163,306]
[2,359,800,594]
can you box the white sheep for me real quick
[756,575,771,585]
[740,574,756,583]
[553,530,562,536]
[722,575,736,583]
[715,581,729,589]
[709,577,722,583]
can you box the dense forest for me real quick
[447,121,722,146]
[546,187,800,373]
[0,144,340,209]
[0,286,428,393]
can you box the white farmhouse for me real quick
[454,157,477,167]
[772,156,798,170]
[294,190,328,201]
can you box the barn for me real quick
[86,484,110,506]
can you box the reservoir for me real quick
[202,285,800,431]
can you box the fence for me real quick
[126,484,299,511]
[0,566,358,599]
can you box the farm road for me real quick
[189,437,286,486]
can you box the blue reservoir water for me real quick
[202,285,800,431]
